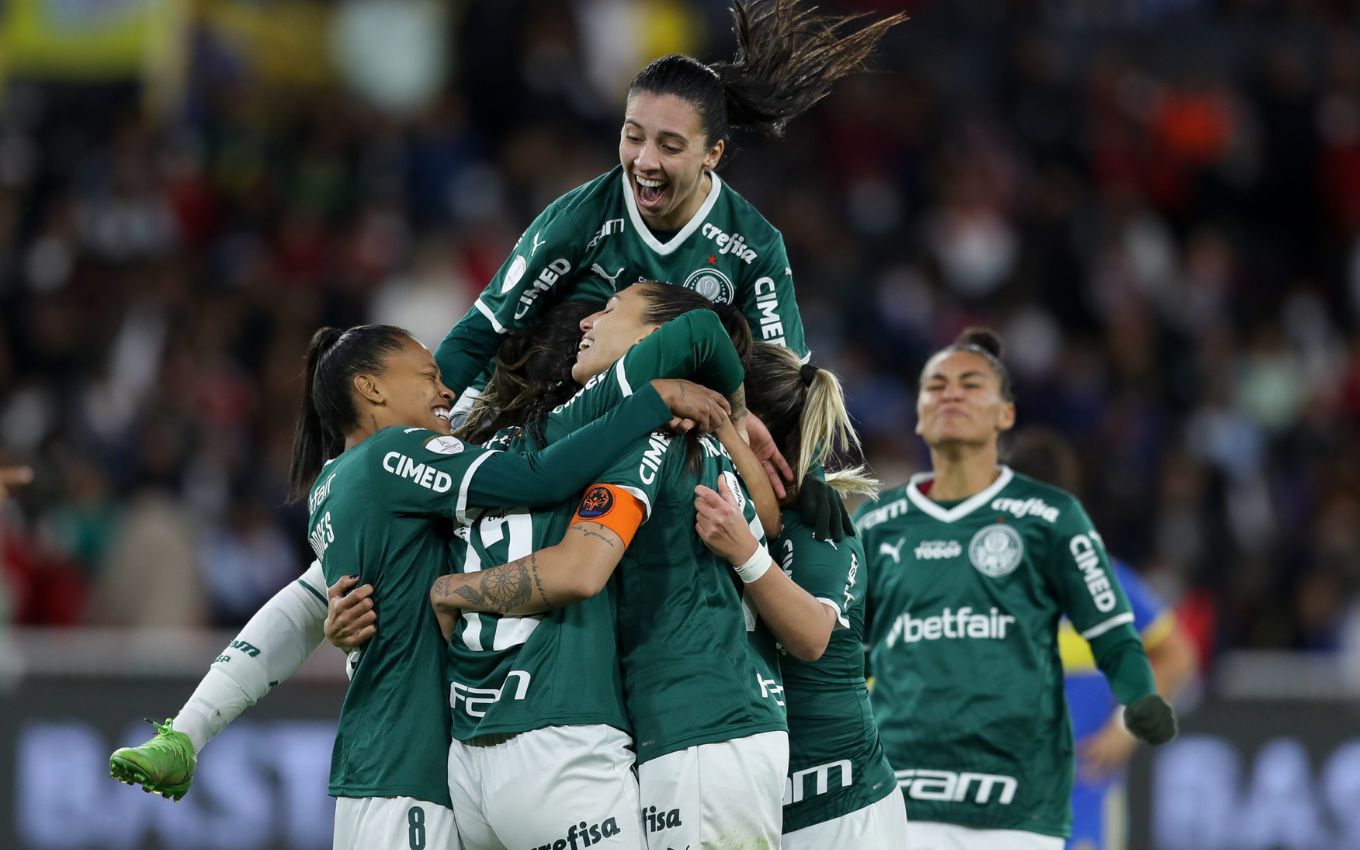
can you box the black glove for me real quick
[1124,694,1178,745]
[797,475,855,542]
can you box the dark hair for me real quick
[287,324,413,503]
[745,342,877,497]
[636,281,753,370]
[458,300,605,448]
[924,326,1015,403]
[1005,427,1082,496]
[628,0,905,145]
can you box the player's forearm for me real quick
[468,386,670,507]
[430,528,620,617]
[745,564,836,662]
[1148,625,1198,700]
[716,417,781,537]
[436,306,501,397]
[1092,629,1158,706]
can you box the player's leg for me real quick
[447,737,507,850]
[475,725,643,850]
[637,730,788,850]
[333,795,459,850]
[781,785,908,849]
[108,563,330,799]
[906,820,1064,850]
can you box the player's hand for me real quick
[745,413,792,500]
[324,575,376,653]
[1077,717,1139,781]
[797,475,854,541]
[0,465,34,505]
[650,379,730,434]
[694,476,760,566]
[1124,694,1178,745]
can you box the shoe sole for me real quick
[108,756,190,802]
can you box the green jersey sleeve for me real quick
[778,513,855,628]
[590,431,675,520]
[436,195,587,395]
[547,310,745,438]
[738,235,807,357]
[1051,501,1156,705]
[365,385,671,522]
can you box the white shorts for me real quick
[333,795,459,850]
[448,724,642,850]
[782,786,909,849]
[637,730,789,850]
[906,820,1064,850]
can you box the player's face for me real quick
[915,350,1015,449]
[620,92,725,232]
[366,337,455,434]
[572,285,656,384]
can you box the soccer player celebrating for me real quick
[437,0,904,417]
[1005,429,1197,850]
[692,342,909,848]
[854,328,1179,850]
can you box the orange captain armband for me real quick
[572,484,645,547]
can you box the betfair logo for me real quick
[885,607,1016,647]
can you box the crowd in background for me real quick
[3,0,1360,674]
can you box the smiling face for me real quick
[571,284,659,385]
[359,336,455,434]
[620,91,725,232]
[915,349,1016,450]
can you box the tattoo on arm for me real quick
[446,552,552,614]
[728,385,748,424]
[572,523,616,548]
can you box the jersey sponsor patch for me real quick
[500,254,528,293]
[683,267,735,304]
[915,539,962,560]
[721,470,746,510]
[968,524,1023,577]
[425,436,464,455]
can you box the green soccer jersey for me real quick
[853,467,1155,839]
[436,165,806,398]
[606,432,787,764]
[445,433,629,741]
[774,510,898,833]
[307,388,673,804]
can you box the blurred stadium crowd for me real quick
[2,0,1360,674]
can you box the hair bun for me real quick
[955,326,1003,359]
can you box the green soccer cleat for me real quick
[108,718,196,802]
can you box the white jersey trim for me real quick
[815,597,851,629]
[620,169,723,255]
[473,297,508,334]
[1080,612,1136,640]
[456,451,497,526]
[619,484,652,520]
[614,359,633,397]
[904,466,1014,523]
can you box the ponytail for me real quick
[746,342,878,498]
[628,1,905,146]
[287,324,412,503]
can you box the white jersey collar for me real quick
[620,169,722,256]
[905,466,1014,523]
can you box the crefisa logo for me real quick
[683,267,735,304]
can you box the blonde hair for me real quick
[745,342,878,498]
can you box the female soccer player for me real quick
[437,0,904,417]
[691,342,909,848]
[853,328,1179,850]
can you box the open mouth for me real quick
[433,407,451,422]
[634,174,667,210]
[576,337,594,359]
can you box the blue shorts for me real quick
[1066,778,1126,850]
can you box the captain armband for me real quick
[571,484,645,547]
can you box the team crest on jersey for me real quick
[577,485,615,518]
[969,524,1023,577]
[683,267,735,304]
[425,436,464,455]
[721,470,746,509]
